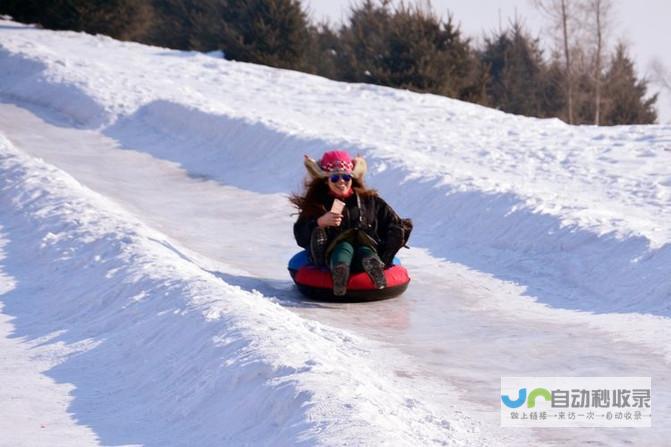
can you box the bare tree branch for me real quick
[532,0,577,123]
[578,0,614,125]
[649,58,671,91]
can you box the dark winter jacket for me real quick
[293,192,409,267]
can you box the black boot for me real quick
[331,264,350,296]
[362,255,387,289]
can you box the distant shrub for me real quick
[1,0,153,41]
[480,22,548,116]
[1,0,658,125]
[336,0,479,99]
[144,0,309,69]
[602,43,658,125]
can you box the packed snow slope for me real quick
[1,131,505,445]
[1,20,670,319]
[1,18,671,446]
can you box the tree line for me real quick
[1,0,658,125]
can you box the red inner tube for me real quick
[295,265,410,291]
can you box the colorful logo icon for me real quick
[501,387,551,408]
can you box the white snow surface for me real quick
[1,19,671,446]
[0,133,496,446]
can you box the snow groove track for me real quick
[0,135,494,446]
[105,100,671,317]
[1,28,670,321]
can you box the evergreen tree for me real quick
[338,1,475,98]
[302,23,342,79]
[337,0,393,84]
[218,0,309,69]
[145,0,310,68]
[481,22,548,116]
[0,0,42,24]
[8,0,153,41]
[602,43,657,124]
[143,0,224,51]
[541,59,567,117]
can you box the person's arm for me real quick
[293,211,343,249]
[293,217,318,249]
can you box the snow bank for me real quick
[1,19,669,320]
[0,134,494,445]
[103,101,671,317]
[0,46,108,128]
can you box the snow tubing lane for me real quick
[288,251,410,302]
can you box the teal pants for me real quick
[329,241,376,272]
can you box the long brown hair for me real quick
[290,176,378,220]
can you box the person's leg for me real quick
[351,245,374,271]
[329,241,354,296]
[356,245,387,289]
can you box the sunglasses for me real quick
[329,173,352,183]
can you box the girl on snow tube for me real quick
[289,150,412,300]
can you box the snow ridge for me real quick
[102,101,671,318]
[0,134,492,445]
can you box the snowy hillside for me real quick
[1,19,670,446]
